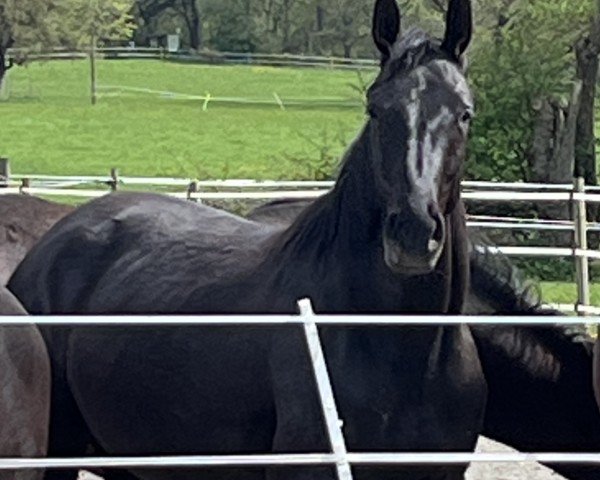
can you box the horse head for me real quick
[367,0,473,275]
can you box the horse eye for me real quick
[460,111,473,123]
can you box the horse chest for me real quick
[324,326,486,451]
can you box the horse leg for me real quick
[438,466,468,480]
[594,338,600,411]
[265,328,336,480]
[0,326,50,480]
[42,328,97,480]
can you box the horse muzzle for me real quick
[383,237,443,275]
[382,209,446,275]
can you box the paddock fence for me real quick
[0,162,598,315]
[0,302,599,476]
[7,47,379,71]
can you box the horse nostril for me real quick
[429,212,445,252]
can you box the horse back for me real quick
[9,193,273,314]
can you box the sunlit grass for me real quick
[540,281,600,306]
[1,59,370,179]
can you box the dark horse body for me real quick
[0,287,50,480]
[595,338,600,412]
[248,198,600,478]
[0,195,73,284]
[247,199,541,315]
[9,1,489,479]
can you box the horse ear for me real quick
[441,0,472,61]
[372,0,401,60]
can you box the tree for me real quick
[172,0,202,50]
[59,0,136,104]
[135,0,202,50]
[574,0,600,187]
[465,0,593,182]
[59,0,136,48]
[0,0,59,88]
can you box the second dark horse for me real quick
[11,1,486,479]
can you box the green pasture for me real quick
[540,282,600,306]
[1,59,599,308]
[0,59,369,179]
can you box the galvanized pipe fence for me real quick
[0,167,598,314]
[1,301,600,474]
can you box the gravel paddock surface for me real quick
[466,437,566,480]
[78,437,567,480]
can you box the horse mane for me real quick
[469,230,542,312]
[269,132,377,259]
[469,230,591,347]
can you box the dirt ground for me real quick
[466,437,566,480]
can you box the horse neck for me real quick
[266,126,459,313]
[275,126,382,256]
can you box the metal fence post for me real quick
[298,299,353,480]
[573,177,590,316]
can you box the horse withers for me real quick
[9,1,485,479]
[0,287,50,480]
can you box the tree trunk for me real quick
[316,5,324,31]
[575,35,599,185]
[281,0,292,52]
[527,82,582,244]
[190,0,202,50]
[0,50,13,91]
[343,43,352,58]
[177,0,202,50]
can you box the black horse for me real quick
[248,197,600,479]
[595,338,600,412]
[10,1,487,479]
[247,199,541,314]
[0,287,50,480]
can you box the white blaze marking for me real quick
[404,60,472,197]
[405,70,427,187]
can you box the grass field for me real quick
[0,59,369,179]
[540,282,600,306]
[1,59,598,307]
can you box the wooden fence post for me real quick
[109,168,119,191]
[573,176,590,316]
[0,157,9,188]
[19,178,30,195]
[187,181,199,203]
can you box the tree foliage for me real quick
[0,0,59,86]
[466,0,595,181]
[0,0,135,88]
[58,0,136,47]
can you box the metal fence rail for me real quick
[1,452,600,470]
[1,304,600,474]
[0,169,598,315]
[6,47,379,71]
